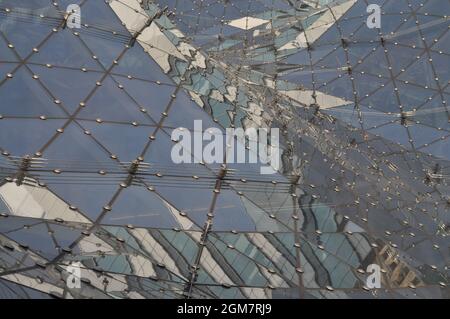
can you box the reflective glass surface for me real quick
[0,0,448,299]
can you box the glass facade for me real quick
[0,0,448,299]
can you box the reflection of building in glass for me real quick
[0,0,448,299]
[378,245,423,289]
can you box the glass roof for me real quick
[0,0,448,299]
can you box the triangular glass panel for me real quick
[29,28,102,71]
[102,186,179,228]
[28,64,102,113]
[80,121,154,162]
[0,118,65,156]
[77,77,152,124]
